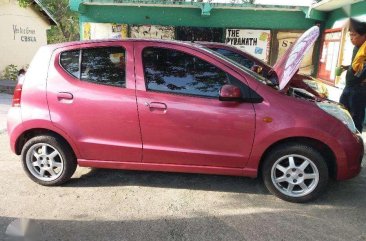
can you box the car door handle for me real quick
[144,102,167,113]
[57,92,73,102]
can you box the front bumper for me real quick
[336,133,364,180]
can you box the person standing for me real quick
[339,19,366,132]
[17,68,26,84]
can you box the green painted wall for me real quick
[78,5,317,30]
[70,0,83,12]
[326,1,366,29]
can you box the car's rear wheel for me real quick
[21,135,77,186]
[262,143,329,203]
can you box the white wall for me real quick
[0,0,51,74]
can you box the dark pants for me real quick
[340,86,366,132]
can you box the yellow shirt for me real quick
[352,41,366,75]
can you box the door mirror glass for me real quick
[219,84,242,102]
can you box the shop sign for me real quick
[275,31,315,75]
[324,31,342,41]
[225,29,271,62]
[130,25,175,40]
[13,25,37,42]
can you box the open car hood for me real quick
[273,26,320,91]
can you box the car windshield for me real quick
[196,45,277,88]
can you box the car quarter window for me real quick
[60,47,126,88]
[60,50,80,78]
[142,47,237,98]
[211,48,254,69]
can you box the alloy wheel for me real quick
[25,143,64,182]
[270,154,319,198]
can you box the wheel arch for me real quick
[15,128,78,159]
[257,137,337,179]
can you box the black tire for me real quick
[262,143,329,203]
[21,134,77,186]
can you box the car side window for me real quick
[60,50,80,78]
[212,48,254,69]
[81,47,126,87]
[142,47,230,98]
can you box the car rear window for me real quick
[81,47,126,87]
[59,47,126,88]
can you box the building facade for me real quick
[312,0,366,88]
[70,0,322,75]
[70,0,366,85]
[0,0,56,76]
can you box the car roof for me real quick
[44,38,199,50]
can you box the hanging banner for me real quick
[130,25,175,40]
[82,22,128,40]
[225,29,271,63]
[275,31,315,75]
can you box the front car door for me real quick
[134,42,256,168]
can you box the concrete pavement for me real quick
[0,132,366,241]
[0,93,12,134]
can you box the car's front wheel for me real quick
[262,143,329,203]
[21,134,77,186]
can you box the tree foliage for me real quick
[18,0,31,8]
[2,65,19,81]
[19,0,79,44]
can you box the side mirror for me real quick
[219,84,242,102]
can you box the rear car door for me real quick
[47,41,142,162]
[134,42,256,168]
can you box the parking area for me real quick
[0,133,366,241]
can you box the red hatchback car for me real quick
[7,27,363,202]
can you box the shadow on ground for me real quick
[66,168,268,195]
[65,165,366,207]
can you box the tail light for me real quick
[12,84,22,107]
